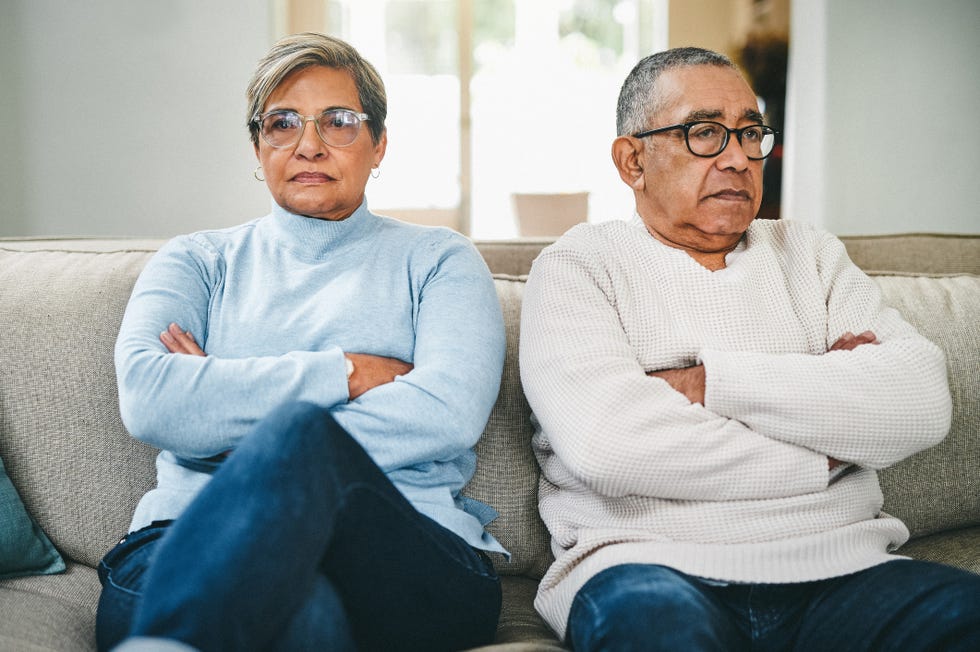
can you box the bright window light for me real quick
[320,0,660,237]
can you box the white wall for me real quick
[784,0,980,235]
[0,0,273,238]
[4,1,978,239]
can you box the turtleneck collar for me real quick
[262,198,377,260]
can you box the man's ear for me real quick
[611,136,645,191]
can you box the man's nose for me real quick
[715,134,751,170]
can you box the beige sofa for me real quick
[1,232,978,651]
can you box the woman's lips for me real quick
[292,172,333,183]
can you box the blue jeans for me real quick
[96,401,501,652]
[568,561,980,652]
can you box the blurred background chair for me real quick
[511,192,589,238]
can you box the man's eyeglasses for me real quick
[252,108,371,149]
[632,121,777,160]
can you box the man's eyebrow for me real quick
[682,108,766,124]
[684,109,723,122]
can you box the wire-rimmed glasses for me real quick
[252,108,371,149]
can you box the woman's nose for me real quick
[294,118,327,158]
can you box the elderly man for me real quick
[519,47,980,651]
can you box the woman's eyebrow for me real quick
[260,104,296,114]
[262,105,357,114]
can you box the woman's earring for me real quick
[253,165,265,182]
[370,167,380,179]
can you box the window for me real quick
[279,0,666,237]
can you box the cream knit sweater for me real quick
[519,216,952,638]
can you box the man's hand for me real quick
[647,365,706,405]
[828,330,878,352]
[160,322,205,356]
[345,353,414,400]
[823,331,878,471]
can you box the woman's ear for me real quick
[611,136,645,191]
[373,128,388,167]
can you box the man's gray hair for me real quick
[616,47,737,137]
[246,32,387,145]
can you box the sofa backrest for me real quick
[873,273,980,538]
[0,244,159,567]
[463,276,553,578]
[838,233,980,276]
[0,239,556,574]
[476,234,980,573]
[1,234,978,578]
[473,235,980,573]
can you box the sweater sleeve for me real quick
[329,235,506,473]
[520,243,829,501]
[700,232,951,469]
[115,236,349,458]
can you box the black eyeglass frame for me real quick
[632,121,778,160]
[251,108,371,149]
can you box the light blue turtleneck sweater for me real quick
[114,200,507,554]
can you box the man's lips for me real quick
[704,188,751,201]
[291,171,334,183]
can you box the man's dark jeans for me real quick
[568,560,980,651]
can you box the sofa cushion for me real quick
[874,274,980,538]
[487,576,565,649]
[0,562,101,650]
[897,526,980,574]
[465,276,553,580]
[0,247,160,568]
[0,455,64,579]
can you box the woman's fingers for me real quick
[160,323,207,356]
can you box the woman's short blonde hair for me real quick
[246,32,387,145]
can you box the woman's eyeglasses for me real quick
[252,108,370,149]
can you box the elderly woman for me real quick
[95,33,506,651]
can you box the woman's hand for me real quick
[346,353,413,400]
[160,322,231,459]
[160,322,206,356]
[159,323,412,401]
